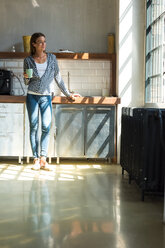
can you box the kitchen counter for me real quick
[0,95,120,105]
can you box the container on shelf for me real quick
[22,36,31,53]
[108,34,115,54]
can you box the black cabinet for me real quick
[120,107,165,200]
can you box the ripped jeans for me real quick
[26,94,52,158]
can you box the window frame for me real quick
[145,0,165,104]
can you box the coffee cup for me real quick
[26,69,33,78]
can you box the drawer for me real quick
[0,103,24,114]
[0,113,24,132]
[0,132,23,156]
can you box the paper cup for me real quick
[26,69,33,78]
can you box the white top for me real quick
[35,61,47,78]
[28,61,49,95]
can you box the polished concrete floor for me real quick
[0,160,164,248]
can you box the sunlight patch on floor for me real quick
[0,162,120,181]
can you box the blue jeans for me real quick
[26,94,52,158]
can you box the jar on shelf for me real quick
[11,46,16,52]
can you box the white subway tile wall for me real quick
[0,59,111,96]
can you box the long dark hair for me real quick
[30,32,46,56]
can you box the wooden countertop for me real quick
[0,95,120,105]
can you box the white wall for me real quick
[0,59,111,97]
[116,0,146,162]
[0,0,116,53]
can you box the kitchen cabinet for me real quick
[0,100,117,164]
[0,103,24,161]
[55,105,85,158]
[55,105,115,162]
[85,106,115,159]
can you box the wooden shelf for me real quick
[0,52,115,60]
[0,52,30,59]
[55,52,115,60]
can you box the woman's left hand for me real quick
[67,94,75,102]
[67,93,81,102]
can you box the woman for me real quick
[24,32,76,170]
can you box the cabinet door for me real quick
[24,105,56,157]
[0,103,24,156]
[85,106,115,159]
[55,105,84,157]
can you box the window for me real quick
[145,0,165,103]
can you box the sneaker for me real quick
[40,162,51,171]
[40,157,51,171]
[31,158,40,170]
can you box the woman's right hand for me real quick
[24,73,29,79]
